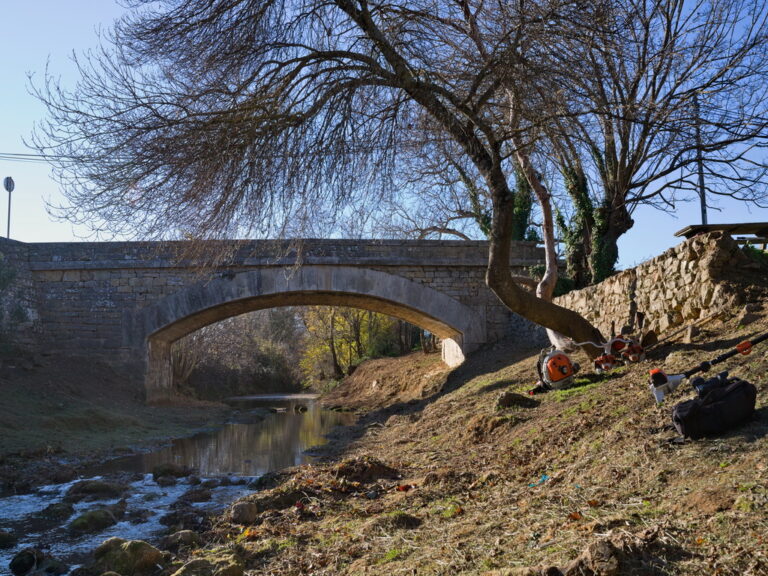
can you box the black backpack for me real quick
[671,377,757,439]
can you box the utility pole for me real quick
[2,176,13,238]
[693,94,708,225]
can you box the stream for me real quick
[0,394,354,573]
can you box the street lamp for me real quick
[3,176,14,239]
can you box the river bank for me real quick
[171,309,768,576]
[3,298,768,574]
[0,353,236,494]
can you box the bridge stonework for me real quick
[0,238,546,401]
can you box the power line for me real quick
[0,152,52,164]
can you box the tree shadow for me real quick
[312,343,541,463]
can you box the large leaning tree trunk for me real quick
[486,172,603,351]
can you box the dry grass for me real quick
[185,299,768,575]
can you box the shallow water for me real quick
[0,394,354,572]
[88,394,353,477]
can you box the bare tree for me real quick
[36,0,676,349]
[547,0,768,283]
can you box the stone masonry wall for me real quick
[0,238,40,349]
[555,232,755,338]
[12,239,546,360]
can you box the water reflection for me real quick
[91,395,354,477]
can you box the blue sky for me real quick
[0,1,765,268]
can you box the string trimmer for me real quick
[649,330,768,403]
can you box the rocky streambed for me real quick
[1,469,255,574]
[0,395,355,575]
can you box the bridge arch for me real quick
[126,266,486,401]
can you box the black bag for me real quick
[671,377,757,439]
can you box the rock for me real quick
[162,530,201,550]
[39,502,75,522]
[127,509,153,524]
[230,501,259,525]
[9,548,45,576]
[69,499,127,533]
[180,488,212,503]
[91,538,166,576]
[152,463,192,482]
[47,464,78,484]
[156,475,178,487]
[0,528,18,549]
[170,554,243,576]
[64,479,128,502]
[33,556,69,575]
[249,471,283,490]
[160,508,208,532]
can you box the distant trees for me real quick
[32,0,768,350]
[171,308,302,398]
[298,306,420,388]
[548,0,768,285]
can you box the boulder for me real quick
[38,502,75,522]
[33,556,69,575]
[180,487,212,503]
[9,548,44,576]
[69,500,127,534]
[563,539,621,576]
[90,538,166,576]
[229,501,259,525]
[64,479,128,502]
[161,530,201,551]
[152,463,192,482]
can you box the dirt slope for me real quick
[193,300,768,575]
[321,352,452,411]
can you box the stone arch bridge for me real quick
[1,238,545,401]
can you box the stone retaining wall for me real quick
[555,232,754,338]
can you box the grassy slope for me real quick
[195,309,768,575]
